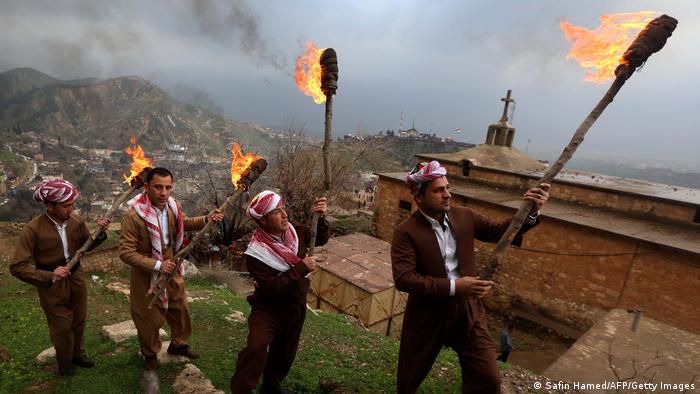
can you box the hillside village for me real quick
[1,67,699,393]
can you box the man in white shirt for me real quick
[119,167,223,371]
[11,179,110,376]
[391,161,549,393]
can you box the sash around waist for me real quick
[36,262,81,274]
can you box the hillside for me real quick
[0,224,573,393]
[0,68,272,155]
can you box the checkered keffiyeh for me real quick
[33,179,79,203]
[245,190,302,270]
[247,190,283,220]
[127,191,184,309]
[404,160,447,196]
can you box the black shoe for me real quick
[260,381,295,394]
[58,363,76,376]
[144,355,160,371]
[167,343,200,359]
[71,355,95,368]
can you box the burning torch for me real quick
[59,137,152,278]
[146,146,267,308]
[481,14,678,280]
[295,42,339,255]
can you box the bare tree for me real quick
[272,122,381,223]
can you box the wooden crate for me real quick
[368,318,390,336]
[308,233,406,336]
[387,312,405,338]
[308,270,323,296]
[306,292,319,309]
[392,289,409,314]
[316,269,346,307]
[359,286,397,325]
[339,282,366,316]
[318,299,340,313]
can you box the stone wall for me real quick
[421,157,697,225]
[80,245,123,273]
[373,179,415,242]
[373,176,700,335]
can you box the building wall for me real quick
[430,159,697,225]
[374,179,415,242]
[80,245,123,273]
[373,176,700,335]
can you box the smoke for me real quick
[461,23,564,83]
[168,83,225,115]
[41,25,142,79]
[189,0,290,74]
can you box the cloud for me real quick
[188,0,289,74]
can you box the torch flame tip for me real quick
[560,11,660,83]
[123,136,153,184]
[295,41,327,104]
[230,143,263,190]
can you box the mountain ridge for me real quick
[0,67,272,155]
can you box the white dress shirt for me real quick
[419,209,541,296]
[46,214,70,262]
[420,210,459,296]
[153,206,170,271]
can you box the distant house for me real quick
[86,163,105,174]
[167,144,187,162]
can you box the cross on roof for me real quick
[500,89,514,122]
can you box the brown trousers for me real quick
[37,270,87,365]
[131,273,192,357]
[230,302,306,393]
[397,298,501,394]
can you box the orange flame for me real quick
[295,41,326,104]
[560,12,658,83]
[230,143,262,189]
[123,136,153,184]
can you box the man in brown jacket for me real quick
[11,179,110,376]
[391,161,550,393]
[230,190,328,394]
[119,167,222,370]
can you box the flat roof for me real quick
[522,168,700,206]
[377,172,700,256]
[316,233,394,293]
[417,153,700,206]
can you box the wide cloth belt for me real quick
[36,262,80,274]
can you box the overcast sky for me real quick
[1,0,698,167]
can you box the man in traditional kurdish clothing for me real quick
[230,190,329,394]
[119,167,223,370]
[391,161,550,393]
[11,179,110,376]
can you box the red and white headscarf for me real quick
[127,191,184,309]
[33,179,79,203]
[245,190,301,272]
[404,160,447,196]
[247,190,283,220]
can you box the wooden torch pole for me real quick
[481,15,678,280]
[58,168,150,279]
[308,48,338,256]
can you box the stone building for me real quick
[373,91,700,336]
